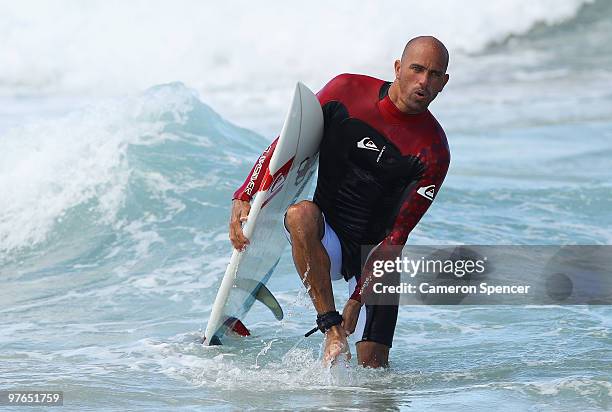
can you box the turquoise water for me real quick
[1,1,611,410]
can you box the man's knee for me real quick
[284,200,323,238]
[356,341,390,368]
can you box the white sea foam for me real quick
[0,84,200,256]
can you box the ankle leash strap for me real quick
[304,311,343,337]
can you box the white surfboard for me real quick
[204,82,323,345]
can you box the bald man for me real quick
[230,36,451,367]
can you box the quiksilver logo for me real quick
[245,145,271,195]
[357,137,380,152]
[417,184,436,201]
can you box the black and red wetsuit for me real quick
[234,73,450,346]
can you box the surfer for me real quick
[230,36,450,367]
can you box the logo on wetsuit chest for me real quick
[417,184,436,201]
[357,137,380,152]
[357,137,386,163]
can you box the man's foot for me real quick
[323,325,351,366]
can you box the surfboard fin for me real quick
[234,278,284,321]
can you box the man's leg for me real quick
[356,342,390,368]
[348,275,398,368]
[284,200,349,363]
[354,304,398,368]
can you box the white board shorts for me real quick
[283,213,367,342]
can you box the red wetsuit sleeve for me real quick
[350,141,451,302]
[232,137,279,202]
[316,73,353,106]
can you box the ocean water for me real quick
[1,1,611,411]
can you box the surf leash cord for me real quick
[304,311,343,337]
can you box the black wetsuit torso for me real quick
[313,75,449,282]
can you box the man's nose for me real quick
[417,72,431,88]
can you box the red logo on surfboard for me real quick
[261,157,294,208]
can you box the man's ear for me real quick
[394,60,401,79]
[441,73,450,90]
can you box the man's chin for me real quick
[407,101,429,113]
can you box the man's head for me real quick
[391,36,449,114]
